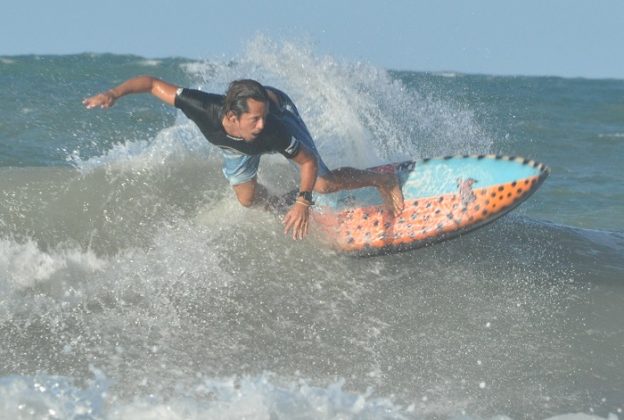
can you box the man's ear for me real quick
[225,111,238,123]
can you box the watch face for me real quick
[298,191,313,203]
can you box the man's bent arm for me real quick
[292,146,318,195]
[282,146,318,240]
[83,76,179,109]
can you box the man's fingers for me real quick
[83,97,101,109]
[283,205,310,240]
[83,93,114,110]
[297,219,309,240]
[290,218,303,240]
[284,216,307,240]
[283,214,295,235]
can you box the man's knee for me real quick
[237,195,255,207]
[233,179,257,207]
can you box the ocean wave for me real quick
[511,219,624,273]
[0,238,106,290]
[2,38,623,419]
[0,371,618,420]
[136,59,162,67]
[598,133,624,139]
[68,123,213,174]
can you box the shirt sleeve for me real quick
[174,89,223,124]
[280,135,302,159]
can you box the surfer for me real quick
[83,76,404,239]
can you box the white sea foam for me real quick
[70,122,214,174]
[598,132,624,139]
[1,370,618,420]
[0,238,106,290]
[0,370,109,419]
[137,59,162,67]
[433,71,461,78]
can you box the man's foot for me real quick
[377,173,404,216]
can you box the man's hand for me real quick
[83,91,117,109]
[283,201,310,240]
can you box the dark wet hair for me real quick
[224,79,269,117]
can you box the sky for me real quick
[1,0,623,79]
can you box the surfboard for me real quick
[306,154,549,256]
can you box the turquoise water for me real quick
[1,39,623,419]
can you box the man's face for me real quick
[235,98,268,141]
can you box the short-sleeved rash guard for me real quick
[174,88,301,158]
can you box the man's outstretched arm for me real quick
[83,76,179,109]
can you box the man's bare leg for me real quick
[314,167,404,216]
[232,179,258,207]
[233,178,280,210]
[233,171,404,215]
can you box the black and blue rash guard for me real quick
[174,88,301,158]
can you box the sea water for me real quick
[0,37,622,419]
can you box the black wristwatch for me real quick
[297,191,314,204]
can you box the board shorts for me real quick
[221,89,331,186]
